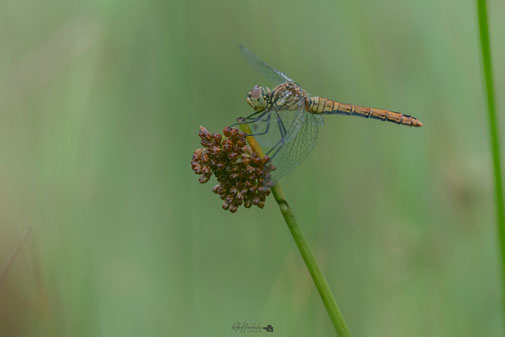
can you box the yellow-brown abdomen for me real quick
[308,97,337,114]
[308,96,423,127]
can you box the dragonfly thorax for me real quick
[270,82,308,111]
[246,85,271,112]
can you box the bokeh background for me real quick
[1,0,505,336]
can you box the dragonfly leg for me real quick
[244,112,272,137]
[230,110,266,126]
[265,128,283,156]
[231,111,274,137]
[241,110,263,121]
[265,113,287,160]
[278,113,288,136]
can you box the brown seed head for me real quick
[191,126,275,213]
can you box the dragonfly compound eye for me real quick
[246,85,267,111]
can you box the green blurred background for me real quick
[1,0,504,336]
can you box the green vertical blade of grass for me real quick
[239,122,351,337]
[476,0,505,323]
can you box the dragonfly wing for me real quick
[239,45,295,86]
[245,95,303,151]
[246,107,294,154]
[268,107,323,183]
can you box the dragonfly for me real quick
[235,45,423,185]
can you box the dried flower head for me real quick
[191,126,275,213]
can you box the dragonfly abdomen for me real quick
[308,96,423,127]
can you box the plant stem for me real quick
[239,122,351,337]
[476,0,505,323]
[0,226,32,288]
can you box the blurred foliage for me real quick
[0,0,504,336]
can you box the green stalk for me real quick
[270,185,350,336]
[0,226,32,288]
[476,0,505,322]
[239,123,350,337]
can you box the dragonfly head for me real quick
[246,85,269,111]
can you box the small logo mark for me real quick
[232,322,274,333]
[263,324,273,332]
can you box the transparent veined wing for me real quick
[239,45,295,87]
[269,107,324,183]
[247,102,324,184]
